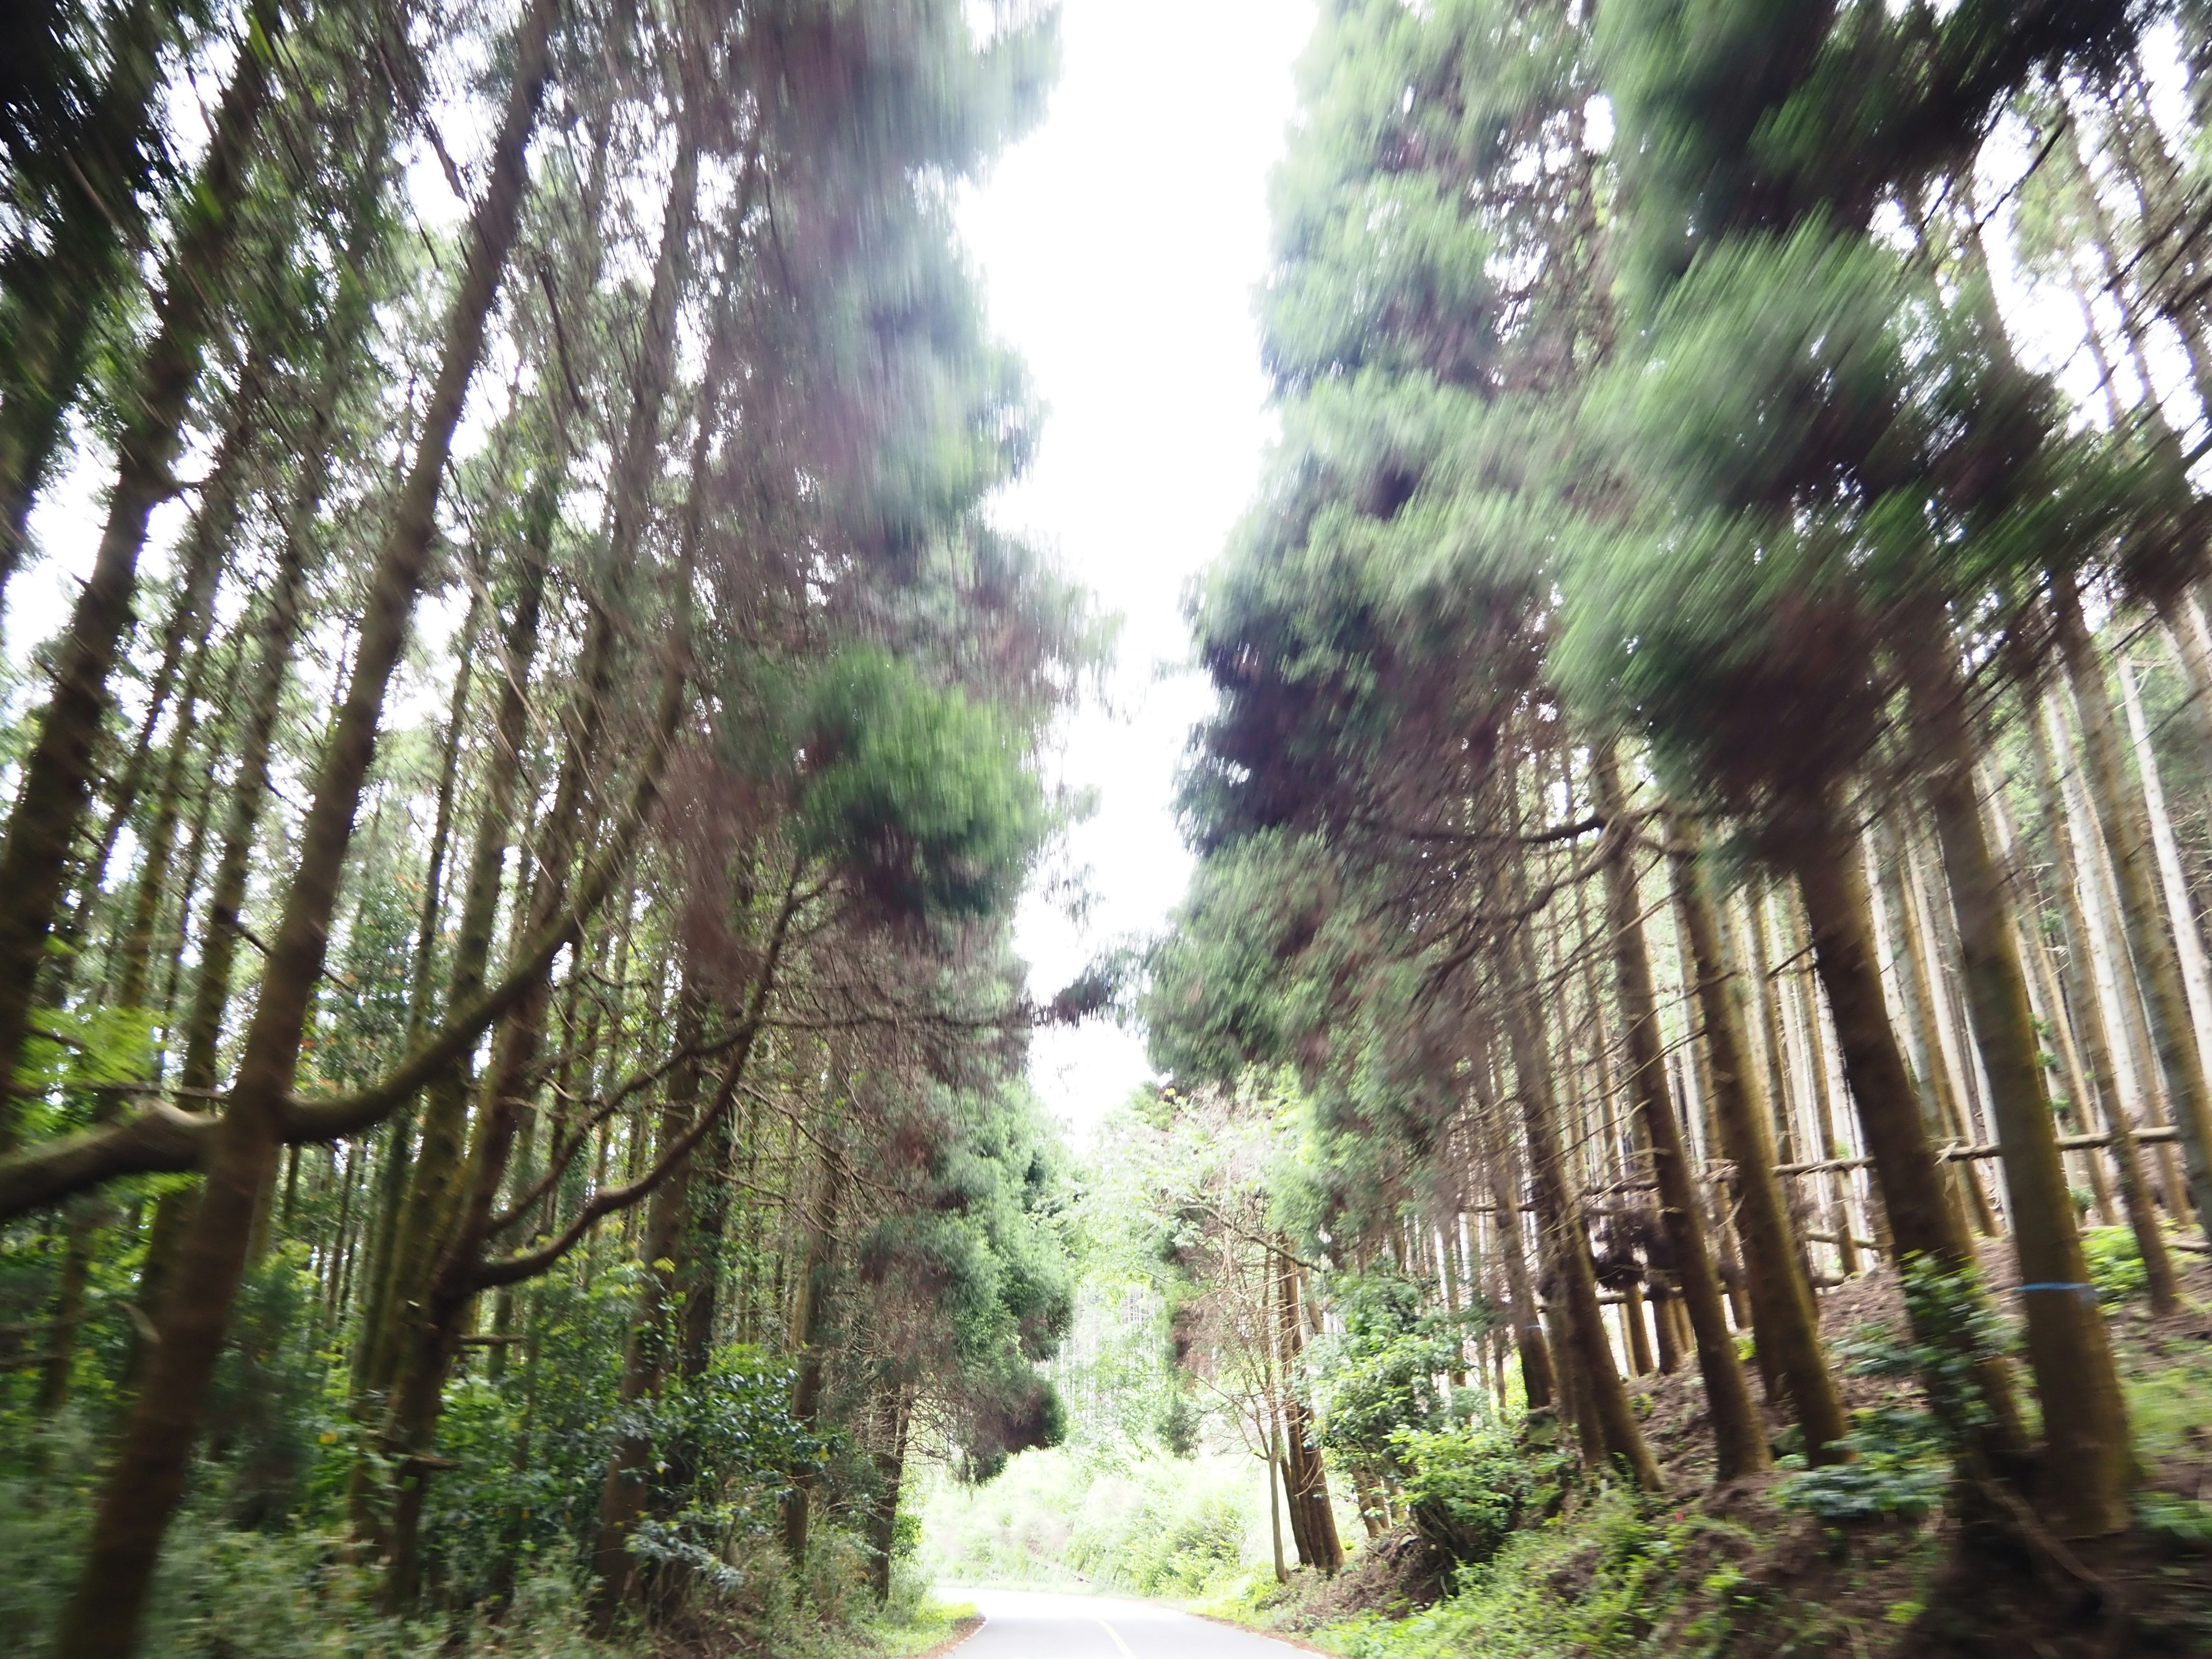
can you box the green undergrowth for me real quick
[0,1412,959,1659]
[1205,1484,1943,1659]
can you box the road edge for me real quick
[1187,1610,1336,1654]
[911,1613,984,1657]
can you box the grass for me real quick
[864,1594,981,1657]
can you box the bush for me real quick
[2082,1226,2149,1307]
[1773,1404,1950,1524]
[1395,1424,1573,1567]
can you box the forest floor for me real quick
[1194,1237,2212,1658]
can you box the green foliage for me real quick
[1070,1485,1249,1599]
[204,1246,330,1531]
[915,1446,1270,1597]
[1315,1270,1493,1482]
[1392,1425,1572,1567]
[1316,1489,1774,1659]
[2135,1491,2212,1552]
[796,647,1044,921]
[2081,1225,2149,1306]
[1773,1404,1951,1525]
[1771,1270,2012,1527]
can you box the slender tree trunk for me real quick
[53,339,271,998]
[1667,809,1844,1463]
[1594,752,1769,1479]
[2118,654,2212,1081]
[1871,819,1987,1240]
[1267,1423,1287,1582]
[781,1115,842,1569]
[1901,836,2005,1237]
[2056,680,2194,1212]
[357,526,547,1416]
[2027,696,2178,1312]
[589,991,704,1626]
[52,13,554,1649]
[1905,624,2133,1535]
[1773,786,2027,1471]
[1983,759,2110,1213]
[2057,577,2212,1238]
[1469,1024,1552,1411]
[1502,912,1662,1490]
[376,135,700,1592]
[0,0,282,1130]
[351,612,478,1399]
[1277,1246,1343,1571]
[865,1384,914,1604]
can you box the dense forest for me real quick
[0,0,1086,1653]
[11,1,2212,1658]
[1124,0,2212,1653]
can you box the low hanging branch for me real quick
[472,869,803,1291]
[0,642,692,1224]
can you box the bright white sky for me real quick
[961,0,1316,1148]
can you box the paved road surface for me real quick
[942,1588,1313,1658]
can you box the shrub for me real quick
[1395,1424,1573,1567]
[1773,1404,1950,1524]
[2082,1226,2148,1307]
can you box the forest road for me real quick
[942,1588,1314,1658]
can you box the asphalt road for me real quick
[943,1588,1314,1658]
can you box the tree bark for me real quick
[1469,1023,1552,1411]
[1594,752,1770,1479]
[1502,914,1663,1491]
[0,0,282,1134]
[1905,622,2133,1535]
[1773,785,2026,1471]
[1276,1244,1344,1571]
[0,0,166,608]
[1668,809,1844,1463]
[589,987,706,1625]
[2025,695,2178,1312]
[51,9,554,1649]
[2056,576,2212,1238]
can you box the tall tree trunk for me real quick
[1594,752,1770,1479]
[1773,785,2027,1474]
[781,1114,843,1568]
[2055,683,2194,1214]
[1904,623,2133,1536]
[589,991,705,1626]
[2118,654,2212,1081]
[141,185,385,1340]
[1902,836,2005,1236]
[356,518,547,1416]
[1667,809,1845,1463]
[54,339,271,998]
[52,12,554,1649]
[0,0,282,1131]
[2056,576,2212,1238]
[2026,696,2178,1313]
[380,154,709,1581]
[1276,1244,1344,1572]
[351,608,478,1400]
[1501,915,1662,1491]
[865,1383,914,1604]
[1469,1038,1553,1412]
